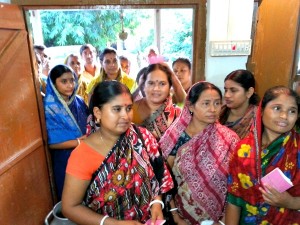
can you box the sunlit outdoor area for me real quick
[27,7,193,79]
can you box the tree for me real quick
[160,9,193,61]
[40,9,150,51]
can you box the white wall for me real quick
[205,0,254,92]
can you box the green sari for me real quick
[227,106,300,224]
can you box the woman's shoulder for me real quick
[67,142,105,180]
[75,95,87,105]
[120,71,136,87]
[72,141,103,157]
[133,125,151,137]
[215,122,240,139]
[132,99,151,124]
[132,125,157,143]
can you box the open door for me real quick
[248,0,300,97]
[0,3,53,224]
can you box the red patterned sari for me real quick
[227,104,300,224]
[159,99,240,224]
[141,97,181,140]
[83,125,173,223]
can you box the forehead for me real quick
[173,61,189,68]
[120,58,129,63]
[82,47,95,54]
[69,56,79,61]
[224,79,243,88]
[106,93,132,105]
[146,69,168,80]
[266,94,297,107]
[103,52,117,60]
[198,89,221,100]
[59,72,74,79]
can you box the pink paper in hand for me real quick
[261,167,293,193]
[144,219,166,225]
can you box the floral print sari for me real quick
[227,105,300,224]
[83,125,173,223]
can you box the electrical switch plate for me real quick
[210,40,252,56]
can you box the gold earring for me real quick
[96,117,101,124]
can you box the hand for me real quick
[259,184,293,208]
[172,213,188,225]
[117,220,144,225]
[149,202,164,224]
[175,217,188,225]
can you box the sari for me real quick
[227,104,300,224]
[82,125,174,223]
[77,74,89,105]
[219,104,257,139]
[134,97,181,141]
[159,99,240,224]
[44,72,89,199]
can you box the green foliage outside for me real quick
[161,9,193,61]
[39,8,192,60]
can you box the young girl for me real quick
[44,64,88,200]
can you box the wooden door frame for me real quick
[12,0,207,83]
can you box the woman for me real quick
[172,57,192,93]
[86,47,137,95]
[132,66,147,101]
[219,69,260,139]
[65,53,82,77]
[160,81,240,225]
[65,53,89,105]
[44,64,88,200]
[62,81,174,225]
[226,86,300,225]
[132,63,185,140]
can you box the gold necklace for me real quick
[99,132,109,150]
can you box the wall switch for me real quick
[210,40,252,56]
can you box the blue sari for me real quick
[44,72,88,200]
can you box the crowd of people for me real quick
[35,43,300,225]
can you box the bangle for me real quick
[169,208,178,212]
[149,199,164,210]
[100,215,109,225]
[76,138,80,146]
[219,221,225,225]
